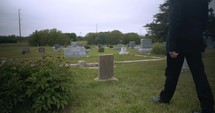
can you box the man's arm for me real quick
[167,0,183,53]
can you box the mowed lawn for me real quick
[0,43,214,113]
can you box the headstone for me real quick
[54,45,61,52]
[71,42,80,47]
[119,47,129,54]
[114,44,123,50]
[129,41,135,49]
[64,46,86,58]
[22,48,30,54]
[139,39,152,52]
[38,47,45,53]
[181,58,189,72]
[95,54,117,81]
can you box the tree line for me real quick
[0,28,141,46]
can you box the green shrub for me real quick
[0,60,35,113]
[98,47,104,52]
[109,45,113,48]
[151,42,166,55]
[26,61,75,113]
[0,57,75,113]
[84,45,91,49]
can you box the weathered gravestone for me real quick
[38,47,45,53]
[22,48,30,54]
[95,54,117,81]
[139,39,152,52]
[54,45,61,52]
[129,41,135,49]
[114,43,123,50]
[64,47,86,58]
[119,47,129,54]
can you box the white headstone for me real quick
[119,47,129,54]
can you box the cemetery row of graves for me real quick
[0,38,215,113]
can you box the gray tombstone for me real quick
[95,54,117,81]
[114,44,123,50]
[129,41,135,49]
[139,39,152,52]
[64,47,86,58]
[38,47,45,53]
[54,45,61,52]
[22,48,30,54]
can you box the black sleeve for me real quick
[167,0,183,52]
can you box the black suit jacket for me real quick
[166,0,208,53]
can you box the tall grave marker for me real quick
[139,39,152,52]
[95,54,117,81]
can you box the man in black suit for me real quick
[152,0,215,113]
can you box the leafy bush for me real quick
[0,57,75,113]
[0,60,35,113]
[98,47,104,52]
[151,42,166,55]
[109,45,113,48]
[84,45,91,49]
[26,61,75,112]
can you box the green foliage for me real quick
[0,57,75,113]
[151,42,166,55]
[0,35,19,43]
[0,60,37,113]
[144,1,169,42]
[98,47,104,52]
[28,29,70,46]
[206,7,215,38]
[64,33,77,41]
[123,33,140,44]
[85,31,140,45]
[26,61,75,112]
[84,45,91,49]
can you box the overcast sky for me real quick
[1,0,166,36]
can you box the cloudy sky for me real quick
[1,0,166,36]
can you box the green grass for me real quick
[67,49,215,113]
[0,43,214,113]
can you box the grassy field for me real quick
[0,44,215,113]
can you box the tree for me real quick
[205,7,215,38]
[109,30,123,45]
[95,32,109,45]
[85,33,97,45]
[122,33,140,44]
[144,0,169,42]
[29,28,70,46]
[145,0,215,42]
[64,33,77,41]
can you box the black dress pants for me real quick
[160,53,214,112]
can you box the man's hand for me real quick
[169,51,178,58]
